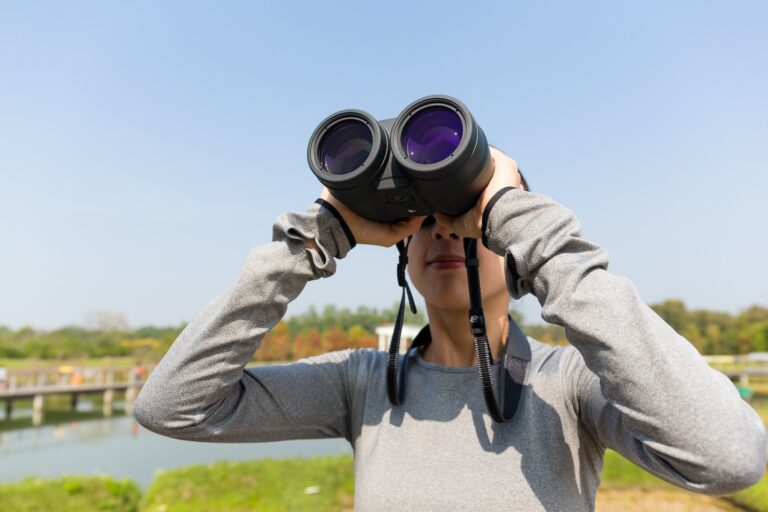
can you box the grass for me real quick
[0,452,764,511]
[0,475,141,512]
[601,449,677,488]
[729,478,768,512]
[140,456,355,512]
[138,452,768,511]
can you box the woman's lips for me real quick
[427,259,465,270]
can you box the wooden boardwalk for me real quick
[0,365,149,425]
[0,358,764,427]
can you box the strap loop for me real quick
[469,313,485,336]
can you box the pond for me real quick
[0,400,351,489]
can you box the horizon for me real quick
[3,298,766,333]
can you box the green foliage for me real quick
[141,456,354,512]
[0,453,764,511]
[524,323,569,346]
[600,450,675,488]
[1,301,767,364]
[651,300,768,355]
[0,324,185,362]
[0,475,141,512]
[284,303,425,337]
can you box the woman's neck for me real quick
[421,295,510,368]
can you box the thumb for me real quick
[381,215,427,246]
[399,215,428,237]
[433,211,481,239]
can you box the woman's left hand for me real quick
[433,146,524,239]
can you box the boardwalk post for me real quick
[32,394,44,426]
[104,367,115,417]
[4,399,11,420]
[71,392,79,412]
[740,372,750,388]
[124,367,138,416]
[103,389,114,417]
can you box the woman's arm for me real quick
[483,187,767,495]
[132,202,358,442]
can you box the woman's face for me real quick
[407,217,508,311]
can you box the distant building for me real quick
[375,324,422,354]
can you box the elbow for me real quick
[132,385,169,436]
[693,427,768,496]
[699,455,766,496]
[132,383,203,440]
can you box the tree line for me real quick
[0,300,766,363]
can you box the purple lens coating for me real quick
[318,120,372,175]
[402,107,463,164]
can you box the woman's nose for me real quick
[432,223,460,241]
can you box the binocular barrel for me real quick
[307,95,494,223]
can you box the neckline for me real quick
[412,347,503,374]
[406,315,531,373]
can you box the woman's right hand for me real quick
[320,188,426,247]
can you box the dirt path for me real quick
[596,488,742,512]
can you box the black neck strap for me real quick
[386,239,417,406]
[385,238,531,422]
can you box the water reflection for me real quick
[0,398,120,421]
[0,415,351,489]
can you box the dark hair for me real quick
[518,169,530,192]
[489,145,530,192]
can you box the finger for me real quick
[390,216,426,240]
[364,216,420,247]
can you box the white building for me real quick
[375,324,423,354]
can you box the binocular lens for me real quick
[318,120,373,175]
[402,107,463,165]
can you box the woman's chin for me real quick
[422,290,471,312]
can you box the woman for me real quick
[133,148,766,511]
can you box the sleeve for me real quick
[483,187,768,495]
[132,202,359,443]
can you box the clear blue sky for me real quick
[1,1,766,330]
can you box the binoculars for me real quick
[307,95,493,223]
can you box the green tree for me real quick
[682,323,704,353]
[651,300,688,332]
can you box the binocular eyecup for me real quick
[307,95,494,223]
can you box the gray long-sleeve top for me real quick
[133,188,767,511]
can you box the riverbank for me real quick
[0,452,765,511]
